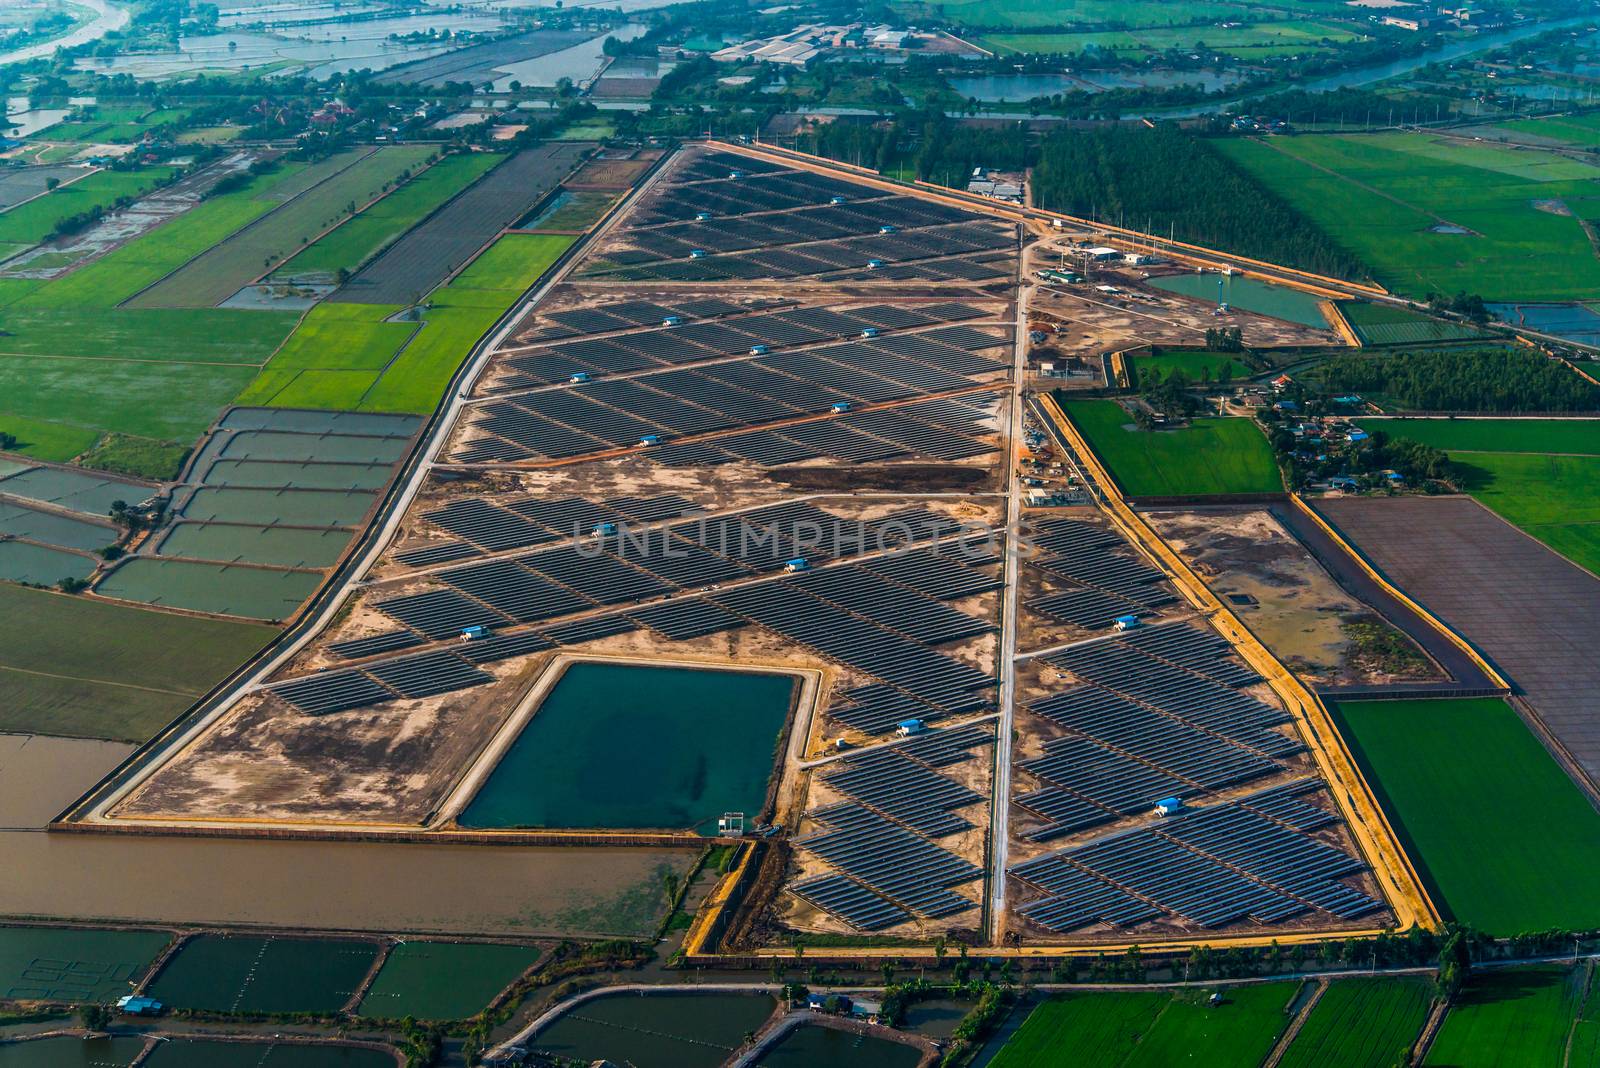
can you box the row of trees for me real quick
[1031,125,1367,281]
[1314,346,1600,412]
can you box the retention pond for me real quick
[1148,273,1331,329]
[459,662,796,833]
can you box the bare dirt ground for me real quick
[1147,508,1443,688]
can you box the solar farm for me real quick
[68,145,1409,954]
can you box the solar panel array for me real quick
[1014,621,1296,841]
[1011,780,1383,934]
[518,296,777,343]
[269,647,494,715]
[643,395,1001,469]
[568,151,1015,283]
[396,494,695,568]
[792,722,993,929]
[1025,517,1176,629]
[454,323,1008,464]
[494,301,998,393]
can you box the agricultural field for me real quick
[0,166,177,248]
[148,934,379,1014]
[332,143,584,306]
[1132,349,1252,387]
[990,983,1298,1066]
[1333,698,1600,934]
[895,0,1351,30]
[1278,978,1433,1068]
[130,146,435,308]
[272,151,502,281]
[357,941,539,1020]
[1356,418,1600,574]
[1336,302,1485,346]
[1498,112,1600,149]
[0,582,274,741]
[1451,451,1600,575]
[1062,397,1284,497]
[982,20,1364,58]
[1217,133,1600,302]
[1356,418,1600,456]
[1424,966,1585,1067]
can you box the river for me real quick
[1149,15,1596,118]
[0,0,131,67]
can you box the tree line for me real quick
[1031,125,1367,281]
[1313,346,1600,412]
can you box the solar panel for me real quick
[329,630,423,660]
[365,649,495,699]
[272,670,394,716]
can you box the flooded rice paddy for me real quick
[530,991,777,1067]
[459,662,796,833]
[153,522,351,569]
[94,557,323,619]
[358,941,539,1021]
[1147,273,1331,329]
[0,541,93,586]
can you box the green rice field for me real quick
[1449,452,1600,576]
[530,992,777,1068]
[991,983,1298,1066]
[0,925,170,1002]
[1356,419,1600,455]
[358,941,539,1020]
[1133,349,1252,387]
[0,582,274,741]
[1278,978,1433,1068]
[131,146,435,309]
[896,0,1348,30]
[0,167,177,247]
[1333,698,1600,933]
[149,934,379,1015]
[274,152,502,280]
[236,232,576,413]
[981,19,1363,58]
[1061,398,1284,497]
[459,662,795,832]
[1425,966,1584,1066]
[1351,419,1600,573]
[142,1041,394,1068]
[0,1036,146,1067]
[1337,302,1485,346]
[95,558,324,620]
[1217,133,1600,301]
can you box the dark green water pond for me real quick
[147,934,378,1014]
[143,1040,394,1067]
[530,991,776,1067]
[358,940,539,1021]
[758,1024,925,1067]
[459,662,795,833]
[0,1036,144,1067]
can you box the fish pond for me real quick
[1148,273,1331,329]
[459,662,796,833]
[358,941,539,1021]
[529,991,777,1067]
[142,1041,396,1067]
[758,1024,925,1067]
[148,934,378,1014]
